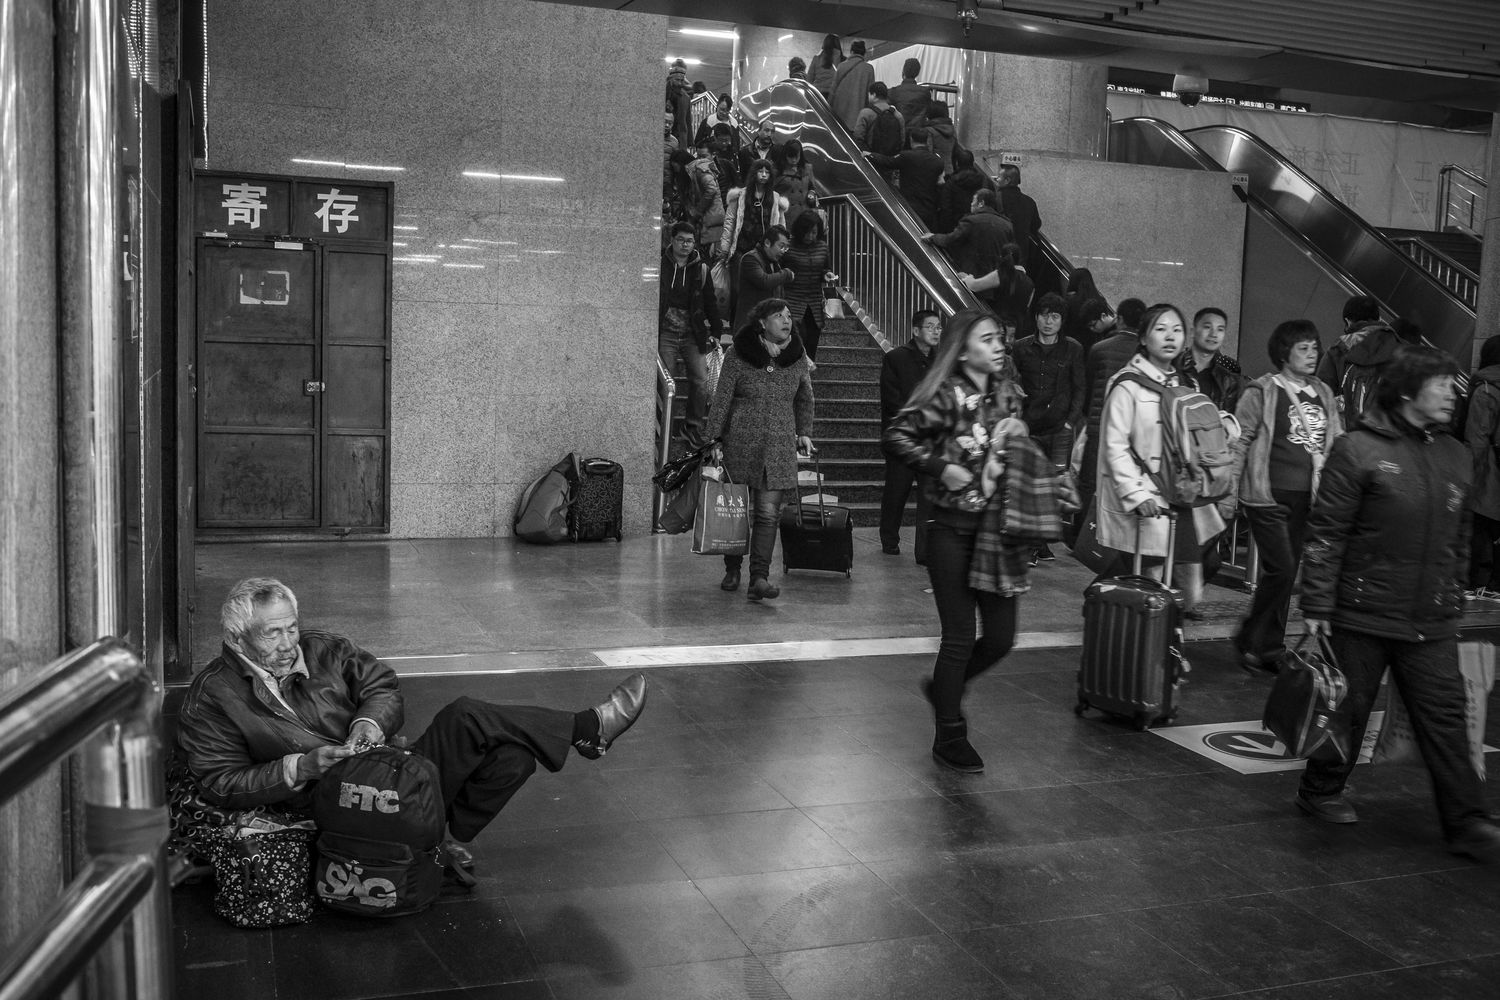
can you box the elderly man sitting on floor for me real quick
[177,577,647,870]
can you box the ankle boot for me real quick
[932,719,984,773]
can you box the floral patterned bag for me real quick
[207,826,317,928]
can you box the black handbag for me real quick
[652,439,718,493]
[1263,635,1350,760]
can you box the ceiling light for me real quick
[678,28,737,40]
[664,56,703,66]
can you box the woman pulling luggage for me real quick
[885,309,1034,773]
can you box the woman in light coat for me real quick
[1097,303,1224,585]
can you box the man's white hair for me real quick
[221,577,299,646]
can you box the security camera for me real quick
[1172,73,1208,107]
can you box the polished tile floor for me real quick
[173,530,1500,999]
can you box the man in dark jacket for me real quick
[888,57,930,136]
[1076,298,1141,526]
[923,187,1013,280]
[178,578,648,871]
[1296,346,1500,862]
[735,225,795,332]
[996,164,1042,273]
[1317,295,1400,421]
[660,222,724,448]
[1014,292,1086,561]
[879,311,942,558]
[1178,306,1246,414]
[829,39,874,131]
[866,128,945,233]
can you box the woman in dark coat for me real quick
[1296,345,1500,862]
[781,210,833,362]
[706,298,816,601]
[884,309,1029,774]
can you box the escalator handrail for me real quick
[1385,234,1480,284]
[1109,117,1225,172]
[734,79,981,316]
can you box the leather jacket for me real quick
[177,630,404,810]
[884,372,1022,514]
[1300,406,1470,641]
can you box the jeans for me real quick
[879,458,930,561]
[412,697,574,841]
[925,520,1020,719]
[1237,491,1312,661]
[1300,631,1486,839]
[724,487,785,581]
[658,323,711,447]
[1030,425,1074,472]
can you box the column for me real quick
[733,26,827,98]
[957,49,1108,159]
[1471,115,1500,365]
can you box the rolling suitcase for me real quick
[570,457,624,542]
[1075,511,1189,730]
[779,454,853,577]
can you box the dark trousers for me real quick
[658,324,711,447]
[412,697,574,842]
[879,458,930,561]
[1301,631,1485,839]
[1030,425,1074,472]
[797,304,822,361]
[925,521,1020,719]
[724,487,785,581]
[1236,491,1312,661]
[1469,512,1500,590]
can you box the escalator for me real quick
[734,79,1074,345]
[1109,117,1476,372]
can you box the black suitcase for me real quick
[570,457,624,542]
[779,455,853,577]
[1075,511,1189,730]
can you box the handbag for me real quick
[691,467,750,555]
[652,439,717,493]
[1370,640,1495,777]
[704,342,725,398]
[658,482,699,534]
[1263,635,1350,760]
[1069,497,1115,574]
[208,825,317,928]
[822,283,844,319]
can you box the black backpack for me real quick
[867,107,904,157]
[1339,361,1382,424]
[312,746,468,917]
[514,453,579,543]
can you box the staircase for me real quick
[1381,227,1482,309]
[664,314,912,528]
[809,316,905,527]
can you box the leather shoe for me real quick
[881,544,901,555]
[720,569,741,591]
[574,673,648,759]
[441,839,476,871]
[1295,791,1358,824]
[1449,821,1500,863]
[748,577,780,600]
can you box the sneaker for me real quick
[1035,545,1056,562]
[1469,588,1500,604]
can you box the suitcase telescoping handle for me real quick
[1131,508,1177,578]
[795,447,825,524]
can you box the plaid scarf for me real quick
[969,436,1065,595]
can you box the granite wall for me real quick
[205,0,664,536]
[992,154,1247,356]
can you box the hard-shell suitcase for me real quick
[1075,511,1189,730]
[570,457,624,542]
[779,454,853,577]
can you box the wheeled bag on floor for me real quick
[570,457,624,542]
[779,454,853,577]
[1076,511,1189,730]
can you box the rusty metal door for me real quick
[195,239,389,530]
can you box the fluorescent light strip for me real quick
[678,28,737,39]
[291,157,404,171]
[663,57,703,66]
[462,171,565,183]
[442,263,485,269]
[461,238,518,245]
[291,157,343,167]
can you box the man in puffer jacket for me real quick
[1316,295,1400,421]
[1297,345,1500,863]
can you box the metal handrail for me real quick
[653,356,677,531]
[1386,236,1479,309]
[0,638,170,1000]
[822,193,980,349]
[1437,164,1487,238]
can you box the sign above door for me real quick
[194,171,391,242]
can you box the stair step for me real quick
[812,379,879,401]
[811,361,882,382]
[817,330,882,350]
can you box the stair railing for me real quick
[1437,164,1486,238]
[1386,236,1480,309]
[0,638,171,1000]
[653,356,676,531]
[821,193,980,349]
